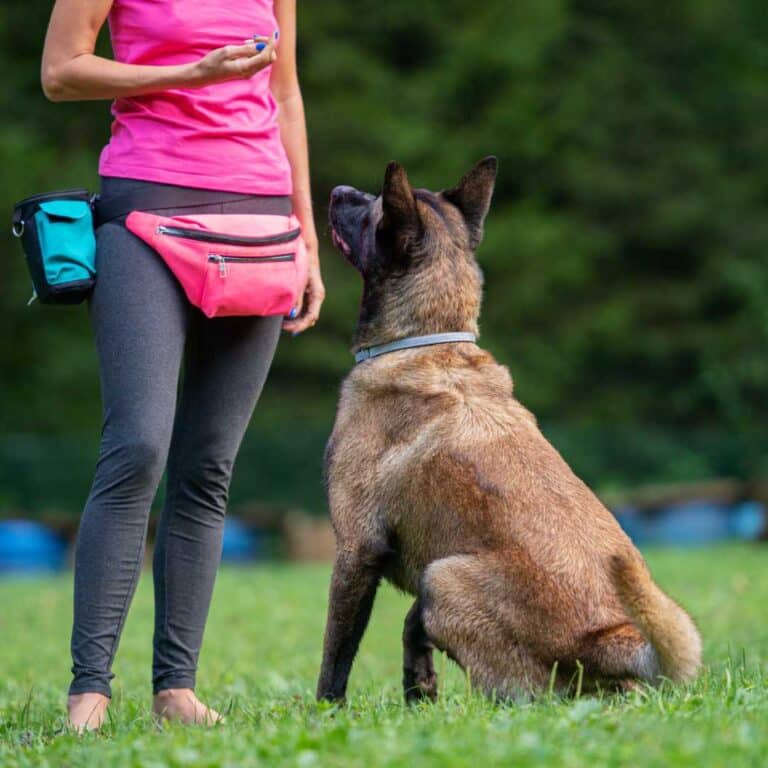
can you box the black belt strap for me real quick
[93,187,290,228]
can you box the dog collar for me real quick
[353,332,477,363]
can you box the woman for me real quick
[41,0,324,730]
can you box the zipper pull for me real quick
[209,254,227,277]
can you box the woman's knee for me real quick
[126,436,167,479]
[97,431,169,493]
[167,455,234,518]
[87,433,168,512]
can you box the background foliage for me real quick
[1,0,767,514]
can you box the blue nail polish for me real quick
[274,30,279,39]
[255,42,266,52]
[289,307,298,319]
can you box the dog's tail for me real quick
[610,552,702,683]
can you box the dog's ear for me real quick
[381,161,420,235]
[443,156,498,248]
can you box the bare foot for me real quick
[152,688,223,726]
[67,692,110,732]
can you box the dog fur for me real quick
[317,158,702,703]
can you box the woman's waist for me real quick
[98,176,293,217]
[98,110,293,197]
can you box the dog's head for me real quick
[329,157,497,349]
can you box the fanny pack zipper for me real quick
[157,224,301,246]
[208,252,295,276]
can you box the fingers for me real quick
[228,35,273,56]
[282,279,326,335]
[281,288,306,330]
[222,41,263,59]
[231,40,277,77]
[240,36,272,52]
[195,38,277,87]
[281,297,304,331]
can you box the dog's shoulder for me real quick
[332,344,537,453]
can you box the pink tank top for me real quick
[98,0,292,195]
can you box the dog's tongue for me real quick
[331,229,351,256]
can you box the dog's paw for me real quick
[316,690,346,706]
[403,671,438,704]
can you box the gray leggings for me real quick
[70,177,289,697]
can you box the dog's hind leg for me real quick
[420,555,550,700]
[402,599,438,703]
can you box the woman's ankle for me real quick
[67,692,110,732]
[152,688,222,726]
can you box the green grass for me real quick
[1,545,766,767]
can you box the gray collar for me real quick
[353,331,477,363]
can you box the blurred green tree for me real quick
[1,0,766,513]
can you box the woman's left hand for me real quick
[283,241,325,334]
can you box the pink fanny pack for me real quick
[125,211,307,318]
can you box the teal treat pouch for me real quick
[12,189,96,305]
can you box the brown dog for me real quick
[317,158,702,703]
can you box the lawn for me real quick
[1,545,766,767]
